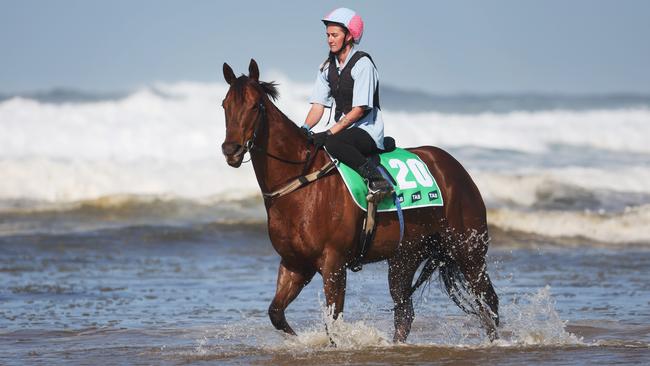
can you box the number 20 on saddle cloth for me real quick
[331,148,444,211]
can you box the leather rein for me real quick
[236,99,337,199]
[240,101,310,165]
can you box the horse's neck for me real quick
[250,101,311,193]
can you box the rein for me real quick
[238,98,332,199]
[241,100,313,166]
[262,160,337,200]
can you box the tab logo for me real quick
[397,193,405,203]
[411,191,422,202]
[428,191,439,200]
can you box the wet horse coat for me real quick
[221,59,499,342]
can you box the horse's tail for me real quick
[410,249,480,317]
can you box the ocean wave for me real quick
[1,81,650,162]
[488,204,650,245]
[384,108,650,154]
[1,80,649,215]
[4,81,650,113]
[0,194,266,237]
[0,158,257,202]
[2,156,648,214]
[1,193,648,245]
[474,167,650,210]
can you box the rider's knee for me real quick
[324,137,341,155]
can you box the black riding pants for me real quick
[325,127,378,170]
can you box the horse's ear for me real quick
[248,59,259,82]
[223,63,236,85]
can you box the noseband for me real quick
[238,100,266,164]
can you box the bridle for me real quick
[223,95,336,201]
[228,98,316,170]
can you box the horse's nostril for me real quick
[221,142,242,156]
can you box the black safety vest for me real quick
[325,51,381,122]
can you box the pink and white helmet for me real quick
[322,7,364,44]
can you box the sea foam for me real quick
[1,80,649,244]
[1,80,648,202]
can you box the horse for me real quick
[220,59,499,342]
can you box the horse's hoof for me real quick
[487,328,499,342]
[328,337,337,347]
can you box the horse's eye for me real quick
[252,104,258,110]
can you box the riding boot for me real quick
[357,158,394,203]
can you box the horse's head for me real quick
[221,59,278,167]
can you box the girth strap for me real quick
[262,160,337,200]
[350,199,377,272]
[350,165,402,272]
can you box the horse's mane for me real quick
[232,75,279,102]
[260,81,279,101]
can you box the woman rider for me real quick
[301,7,393,202]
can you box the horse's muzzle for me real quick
[221,142,246,167]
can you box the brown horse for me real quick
[220,59,499,342]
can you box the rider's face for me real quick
[326,24,351,53]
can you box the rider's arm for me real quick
[303,103,325,130]
[304,65,333,132]
[328,106,366,134]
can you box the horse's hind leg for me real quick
[387,252,422,343]
[459,254,500,340]
[268,261,315,335]
[441,226,499,340]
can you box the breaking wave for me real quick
[1,79,649,244]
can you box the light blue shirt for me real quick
[309,47,385,150]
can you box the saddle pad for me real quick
[332,148,444,212]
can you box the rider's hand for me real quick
[311,130,332,146]
[300,125,311,138]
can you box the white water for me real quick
[1,79,649,244]
[189,286,582,354]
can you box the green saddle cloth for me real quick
[332,148,444,212]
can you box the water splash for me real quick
[181,285,582,360]
[266,284,583,352]
[194,335,209,355]
[498,285,583,346]
[408,284,583,347]
[283,305,391,350]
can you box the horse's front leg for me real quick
[320,252,347,346]
[320,251,347,319]
[268,261,315,335]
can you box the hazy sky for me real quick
[2,0,649,94]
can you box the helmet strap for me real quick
[333,29,353,56]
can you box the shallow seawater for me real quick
[1,221,649,365]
